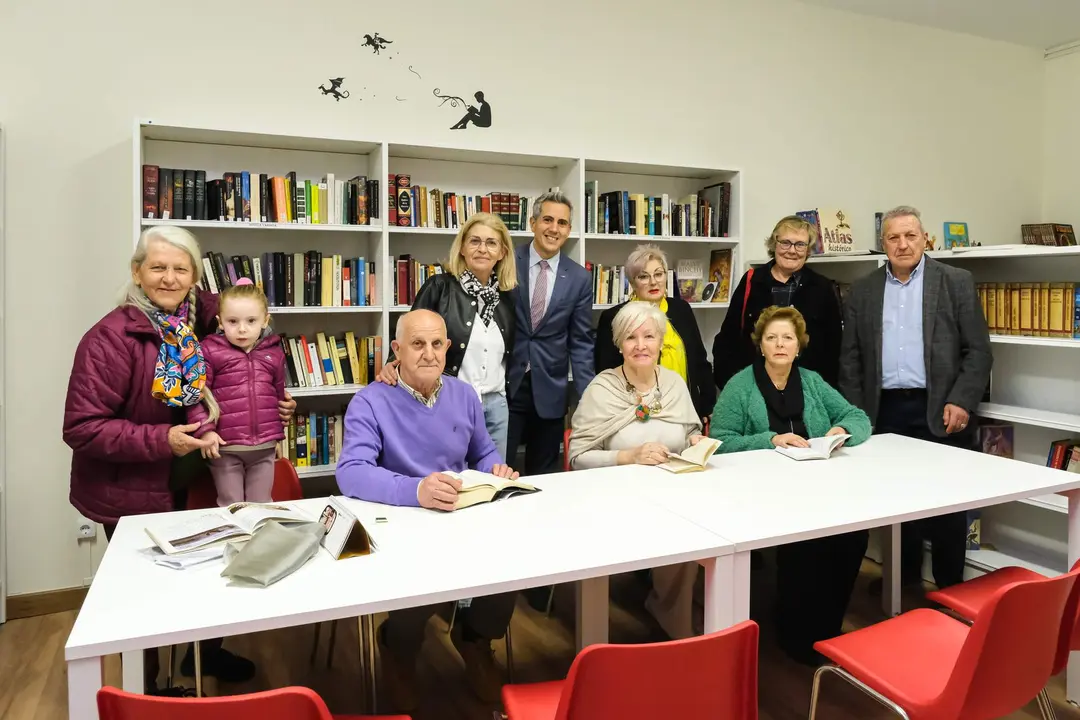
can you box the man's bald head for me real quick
[392,309,449,394]
[395,308,446,342]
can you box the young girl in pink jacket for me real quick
[189,278,286,506]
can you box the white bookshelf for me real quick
[809,245,1080,581]
[134,121,745,480]
[0,123,7,624]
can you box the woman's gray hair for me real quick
[611,301,668,347]
[530,190,574,222]
[118,225,204,315]
[625,243,668,280]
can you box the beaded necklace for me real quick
[622,367,663,421]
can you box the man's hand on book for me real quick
[418,471,462,512]
[200,431,226,460]
[490,464,519,480]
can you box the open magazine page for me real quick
[224,502,310,534]
[145,511,247,555]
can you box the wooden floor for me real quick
[3,557,1078,719]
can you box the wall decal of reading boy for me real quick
[435,89,492,129]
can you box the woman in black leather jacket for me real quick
[378,212,518,458]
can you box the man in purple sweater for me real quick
[336,309,520,710]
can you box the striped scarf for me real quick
[149,300,208,408]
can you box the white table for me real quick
[581,433,1080,700]
[64,477,733,720]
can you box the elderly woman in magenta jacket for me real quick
[62,226,295,692]
[709,305,870,666]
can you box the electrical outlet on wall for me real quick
[76,516,96,540]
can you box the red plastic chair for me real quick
[809,568,1080,720]
[563,429,572,472]
[502,619,759,720]
[186,457,302,510]
[97,685,409,719]
[924,559,1080,719]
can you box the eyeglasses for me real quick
[776,240,808,251]
[635,271,666,285]
[466,237,500,250]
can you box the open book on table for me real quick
[775,434,851,461]
[444,469,541,510]
[658,437,723,473]
[145,502,312,555]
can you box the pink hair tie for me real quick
[235,277,254,286]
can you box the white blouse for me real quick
[457,311,506,397]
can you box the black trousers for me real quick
[382,592,517,660]
[875,389,972,589]
[775,529,869,657]
[505,371,565,476]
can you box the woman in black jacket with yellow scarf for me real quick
[594,244,716,421]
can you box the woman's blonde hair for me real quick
[219,280,269,315]
[120,226,219,423]
[611,301,668,347]
[751,305,810,351]
[626,243,668,281]
[765,215,818,260]
[445,212,518,291]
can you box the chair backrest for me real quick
[947,568,1079,719]
[186,457,302,510]
[563,428,572,472]
[272,457,304,501]
[97,685,333,720]
[553,619,759,720]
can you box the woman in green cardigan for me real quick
[709,305,871,666]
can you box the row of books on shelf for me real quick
[390,174,546,231]
[1048,437,1080,472]
[977,420,1080,472]
[977,282,1080,339]
[394,255,442,307]
[277,409,345,470]
[281,331,382,389]
[199,251,378,308]
[586,250,736,307]
[141,165,380,225]
[1021,223,1076,247]
[583,180,732,238]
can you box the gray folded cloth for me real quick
[220,521,326,587]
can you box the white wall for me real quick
[1042,51,1080,225]
[0,0,1045,595]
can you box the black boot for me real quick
[180,640,256,683]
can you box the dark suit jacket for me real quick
[838,256,993,439]
[594,295,716,418]
[508,243,595,419]
[711,261,842,393]
[388,272,516,388]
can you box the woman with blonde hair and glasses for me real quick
[712,215,842,394]
[594,243,716,422]
[377,212,518,458]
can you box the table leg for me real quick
[880,524,902,617]
[68,656,103,720]
[575,576,609,650]
[703,551,750,632]
[1066,490,1080,707]
[121,650,144,694]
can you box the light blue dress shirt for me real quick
[881,255,927,389]
[529,242,560,313]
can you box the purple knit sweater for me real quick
[336,375,502,506]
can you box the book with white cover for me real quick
[774,434,850,461]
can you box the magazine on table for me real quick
[145,502,312,556]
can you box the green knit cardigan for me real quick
[709,365,872,453]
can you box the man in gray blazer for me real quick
[839,205,992,592]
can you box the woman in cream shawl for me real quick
[568,301,707,638]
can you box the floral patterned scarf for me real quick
[149,300,208,408]
[459,269,500,325]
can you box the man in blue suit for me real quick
[506,191,595,476]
